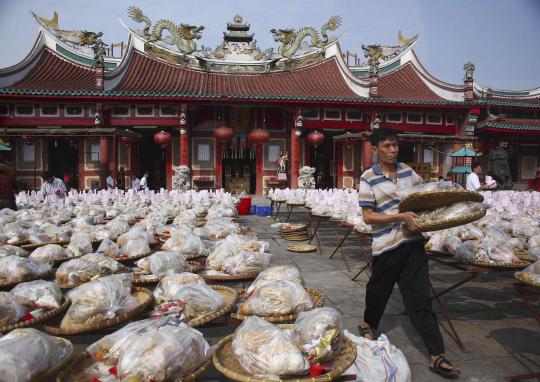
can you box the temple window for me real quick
[40,105,59,116]
[22,143,35,162]
[345,110,363,121]
[406,113,422,124]
[427,114,442,124]
[160,105,178,117]
[267,145,280,163]
[65,105,84,116]
[15,105,34,116]
[112,105,130,117]
[302,109,319,120]
[386,112,402,123]
[197,143,210,161]
[90,144,100,161]
[323,109,342,120]
[446,115,454,125]
[136,105,154,117]
[0,105,8,116]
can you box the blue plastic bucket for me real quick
[263,206,272,216]
[250,205,257,214]
[257,206,265,216]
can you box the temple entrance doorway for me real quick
[137,132,166,190]
[47,138,79,190]
[222,138,256,194]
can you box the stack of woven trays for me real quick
[279,223,309,241]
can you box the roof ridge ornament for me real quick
[463,61,475,82]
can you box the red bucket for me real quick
[237,197,252,215]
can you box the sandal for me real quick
[357,324,375,340]
[429,355,460,379]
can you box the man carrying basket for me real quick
[358,128,460,379]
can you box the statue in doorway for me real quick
[298,166,316,189]
[172,165,191,191]
[488,147,513,189]
[277,151,288,174]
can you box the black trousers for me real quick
[364,239,445,356]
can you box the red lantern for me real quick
[153,130,172,147]
[248,128,270,144]
[307,130,325,146]
[119,135,134,145]
[213,126,234,142]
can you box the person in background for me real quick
[131,175,141,191]
[140,171,149,190]
[466,162,490,191]
[63,169,72,192]
[445,172,453,182]
[41,172,67,202]
[116,167,126,190]
[106,171,115,190]
[0,165,17,210]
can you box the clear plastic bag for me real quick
[207,241,240,271]
[136,251,190,277]
[528,246,540,259]
[66,232,94,258]
[81,253,127,273]
[0,244,29,258]
[455,241,483,262]
[443,236,462,255]
[61,274,139,328]
[221,250,272,275]
[10,280,62,309]
[29,244,66,261]
[174,234,206,256]
[232,316,309,379]
[117,236,151,258]
[154,273,206,304]
[0,328,73,382]
[528,234,540,249]
[293,307,343,362]
[157,283,224,319]
[417,202,486,225]
[56,258,102,285]
[240,280,313,316]
[0,255,53,283]
[97,238,119,258]
[246,266,303,295]
[0,291,27,326]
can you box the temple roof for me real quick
[476,118,540,134]
[377,63,445,102]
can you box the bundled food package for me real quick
[10,280,62,309]
[240,280,313,316]
[232,316,309,378]
[293,307,343,362]
[117,236,151,259]
[96,238,120,258]
[66,232,94,258]
[0,291,27,326]
[225,234,270,253]
[424,231,447,252]
[157,283,224,319]
[29,244,67,261]
[136,251,190,277]
[528,234,540,249]
[246,265,303,295]
[207,241,240,271]
[0,328,73,382]
[0,255,53,283]
[61,274,139,329]
[443,236,462,255]
[174,234,206,257]
[56,259,102,285]
[221,250,272,275]
[0,244,29,258]
[81,253,128,274]
[153,272,206,303]
[416,202,487,226]
[517,259,540,284]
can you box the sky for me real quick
[0,0,539,90]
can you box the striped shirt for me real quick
[40,177,67,201]
[358,162,423,256]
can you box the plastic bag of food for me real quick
[528,234,540,249]
[66,232,93,258]
[222,250,272,275]
[443,236,462,255]
[161,231,188,251]
[117,236,151,259]
[156,283,224,319]
[26,229,55,245]
[10,280,62,309]
[207,241,240,271]
[529,246,540,259]
[61,274,139,329]
[456,225,484,241]
[136,251,190,277]
[29,244,66,261]
[154,273,206,303]
[0,244,29,258]
[232,316,309,378]
[0,255,53,283]
[0,328,73,382]
[56,258,102,286]
[225,234,270,252]
[97,238,119,258]
[293,307,343,362]
[0,292,27,326]
[246,265,303,295]
[240,280,313,316]
[174,234,206,256]
[417,202,486,225]
[81,253,127,274]
[455,241,482,262]
[483,239,517,263]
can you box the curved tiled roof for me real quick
[476,118,540,133]
[377,62,444,101]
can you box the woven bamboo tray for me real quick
[417,209,486,232]
[57,351,211,382]
[231,288,325,323]
[280,223,308,233]
[31,339,74,382]
[516,254,538,263]
[285,202,305,207]
[56,269,133,290]
[457,259,530,270]
[514,272,540,289]
[115,252,152,263]
[200,270,259,282]
[0,269,55,290]
[284,236,310,242]
[288,244,317,253]
[188,285,239,327]
[0,297,71,334]
[399,189,484,213]
[42,287,153,336]
[311,213,331,219]
[426,249,454,257]
[212,324,357,382]
[20,240,71,251]
[133,261,204,285]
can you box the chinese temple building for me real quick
[0,9,538,193]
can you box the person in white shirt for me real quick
[466,162,490,191]
[40,172,67,202]
[140,171,149,190]
[131,175,141,190]
[106,171,115,190]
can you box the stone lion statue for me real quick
[172,165,191,191]
[488,148,513,189]
[298,166,316,189]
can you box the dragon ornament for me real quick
[270,15,341,59]
[128,6,204,55]
[32,11,104,47]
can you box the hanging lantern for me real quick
[153,130,172,147]
[307,130,325,146]
[248,128,270,144]
[213,126,234,142]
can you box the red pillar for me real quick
[216,142,223,189]
[337,142,343,188]
[180,104,189,166]
[255,144,263,195]
[99,136,110,188]
[361,140,372,171]
[290,127,300,189]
